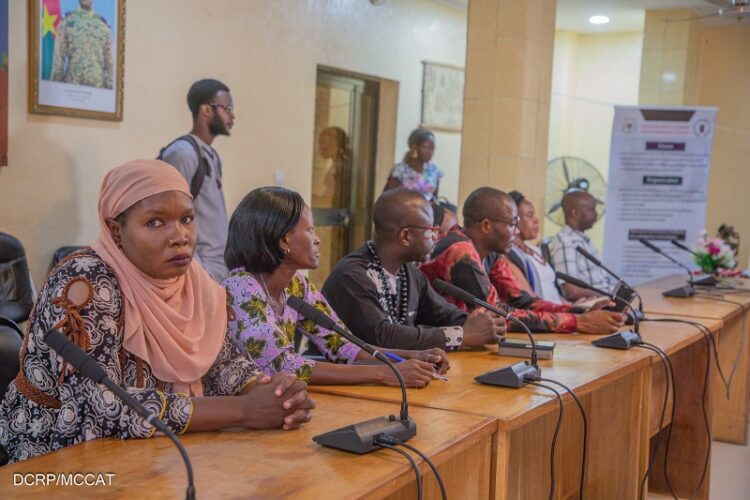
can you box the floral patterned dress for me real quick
[223,269,361,382]
[0,250,259,464]
[389,161,444,201]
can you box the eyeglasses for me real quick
[209,102,234,114]
[402,225,441,239]
[491,215,521,229]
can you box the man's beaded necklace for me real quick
[366,240,409,325]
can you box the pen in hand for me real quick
[384,352,448,381]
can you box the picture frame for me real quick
[420,61,464,133]
[1,0,8,165]
[28,0,125,121]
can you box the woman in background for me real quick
[384,128,443,201]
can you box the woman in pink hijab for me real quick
[0,160,314,464]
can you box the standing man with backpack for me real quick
[159,79,235,282]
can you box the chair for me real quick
[540,237,553,266]
[50,245,87,270]
[0,315,22,400]
[0,233,34,324]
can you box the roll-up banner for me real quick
[602,106,718,285]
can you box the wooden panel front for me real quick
[0,394,495,499]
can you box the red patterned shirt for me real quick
[420,227,577,333]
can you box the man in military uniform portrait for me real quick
[50,0,113,89]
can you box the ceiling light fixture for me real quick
[589,15,610,25]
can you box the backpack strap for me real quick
[158,135,210,201]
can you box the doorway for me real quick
[309,68,380,285]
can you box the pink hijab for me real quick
[92,160,226,396]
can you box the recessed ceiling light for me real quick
[589,15,610,25]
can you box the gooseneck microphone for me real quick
[670,239,718,286]
[287,296,417,453]
[575,246,620,281]
[638,239,696,297]
[555,272,642,350]
[432,279,541,388]
[43,329,196,500]
[575,246,643,316]
[554,272,612,299]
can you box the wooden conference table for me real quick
[0,393,496,499]
[312,316,722,500]
[314,343,652,499]
[535,317,722,499]
[637,274,750,445]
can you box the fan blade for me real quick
[547,200,562,215]
[593,197,605,206]
[562,159,572,185]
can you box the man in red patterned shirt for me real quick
[420,187,624,334]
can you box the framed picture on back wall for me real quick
[28,0,125,121]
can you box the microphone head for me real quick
[43,329,69,352]
[433,279,477,304]
[638,238,661,253]
[287,295,336,330]
[575,245,601,264]
[555,271,589,290]
[43,329,107,383]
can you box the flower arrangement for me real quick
[693,230,737,274]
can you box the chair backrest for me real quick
[51,246,88,270]
[0,315,22,400]
[540,237,553,267]
[0,233,34,324]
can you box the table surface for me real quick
[637,274,750,320]
[0,393,496,499]
[313,340,652,431]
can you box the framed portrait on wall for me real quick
[28,0,125,121]
[1,0,8,165]
[421,61,464,133]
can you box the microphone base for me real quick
[475,361,541,388]
[694,275,718,286]
[662,286,695,298]
[592,330,642,350]
[313,415,417,454]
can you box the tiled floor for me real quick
[648,420,750,499]
[708,422,750,499]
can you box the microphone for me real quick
[432,279,541,388]
[555,272,642,350]
[575,246,620,281]
[574,246,642,316]
[670,239,718,286]
[287,296,416,453]
[553,271,613,298]
[638,239,696,297]
[43,329,196,500]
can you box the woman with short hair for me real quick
[0,161,314,464]
[223,186,449,386]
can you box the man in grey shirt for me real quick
[160,79,235,281]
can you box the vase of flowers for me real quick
[693,230,737,274]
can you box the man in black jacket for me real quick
[322,188,504,350]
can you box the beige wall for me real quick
[0,0,467,284]
[697,25,750,268]
[546,31,643,249]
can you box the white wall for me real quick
[546,31,643,249]
[1,0,467,283]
